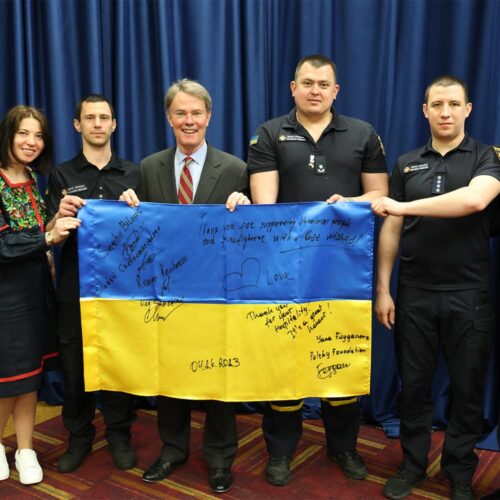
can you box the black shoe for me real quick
[142,458,185,482]
[330,451,368,480]
[109,441,136,470]
[383,467,426,499]
[266,455,291,486]
[57,443,92,473]
[451,481,475,500]
[209,468,233,493]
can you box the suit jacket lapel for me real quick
[193,146,221,203]
[156,149,179,203]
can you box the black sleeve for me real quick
[0,207,46,263]
[472,145,500,181]
[247,124,279,175]
[361,127,387,173]
[46,168,65,220]
[389,161,406,201]
[481,145,500,236]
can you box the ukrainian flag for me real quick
[78,200,374,401]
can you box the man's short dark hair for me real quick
[0,105,52,174]
[294,54,338,82]
[74,94,115,121]
[424,75,470,104]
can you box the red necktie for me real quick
[178,156,193,204]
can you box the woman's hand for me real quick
[45,217,81,246]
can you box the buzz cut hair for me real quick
[294,54,338,82]
[424,75,470,104]
[74,94,115,121]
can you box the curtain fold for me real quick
[1,0,498,449]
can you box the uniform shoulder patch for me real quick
[249,135,259,145]
[493,145,500,161]
[377,135,385,156]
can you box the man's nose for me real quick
[441,104,451,116]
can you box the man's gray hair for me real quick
[164,79,212,114]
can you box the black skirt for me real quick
[0,254,58,398]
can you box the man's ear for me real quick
[166,112,173,129]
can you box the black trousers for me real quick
[157,396,238,468]
[395,286,493,482]
[57,303,136,446]
[262,397,361,457]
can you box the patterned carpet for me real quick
[1,405,499,498]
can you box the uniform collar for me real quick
[74,150,123,172]
[422,133,473,156]
[283,107,347,133]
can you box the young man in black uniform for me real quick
[46,94,140,473]
[247,54,388,486]
[373,76,500,500]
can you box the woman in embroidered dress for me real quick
[0,106,80,485]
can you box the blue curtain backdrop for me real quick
[1,0,499,449]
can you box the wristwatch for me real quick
[46,230,54,246]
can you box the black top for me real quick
[390,135,500,290]
[46,151,140,303]
[247,108,387,202]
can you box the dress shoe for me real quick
[266,455,291,486]
[209,467,233,493]
[142,458,185,482]
[57,443,92,473]
[15,449,43,485]
[109,441,136,470]
[330,450,368,480]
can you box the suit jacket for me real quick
[139,145,245,464]
[139,144,248,204]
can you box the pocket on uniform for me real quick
[472,303,494,333]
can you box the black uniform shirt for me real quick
[46,151,140,303]
[247,108,386,202]
[390,135,500,290]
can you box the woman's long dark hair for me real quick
[0,105,53,174]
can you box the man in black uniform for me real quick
[247,54,388,486]
[373,76,500,500]
[46,94,140,472]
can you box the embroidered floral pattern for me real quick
[0,171,47,231]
